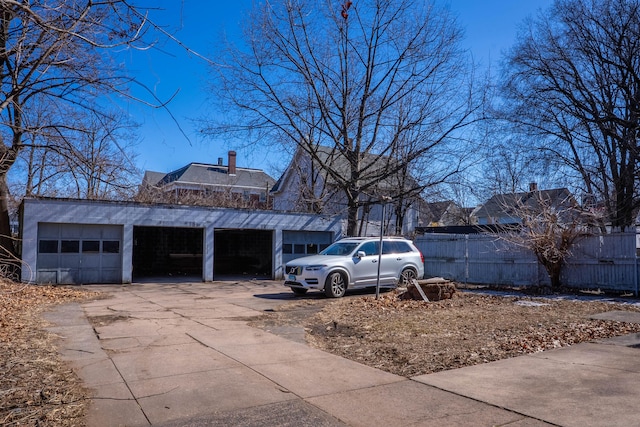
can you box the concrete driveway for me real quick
[44,280,640,426]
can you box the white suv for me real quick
[284,237,424,298]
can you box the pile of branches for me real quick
[0,281,101,426]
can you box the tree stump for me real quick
[399,278,457,301]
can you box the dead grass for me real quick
[0,281,101,426]
[254,288,640,377]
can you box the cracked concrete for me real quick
[44,281,640,427]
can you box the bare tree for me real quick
[0,1,159,265]
[482,142,542,195]
[208,0,483,236]
[136,184,272,210]
[499,190,591,289]
[500,0,640,230]
[13,108,140,200]
[55,110,140,200]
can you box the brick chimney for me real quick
[529,182,538,192]
[228,151,236,176]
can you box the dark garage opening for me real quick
[214,229,272,279]
[133,226,203,279]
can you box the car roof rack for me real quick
[341,236,407,240]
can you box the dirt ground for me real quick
[0,281,101,426]
[251,286,640,377]
[3,281,640,426]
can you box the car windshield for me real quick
[320,242,359,256]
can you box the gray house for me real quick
[474,184,577,225]
[271,146,427,236]
[140,151,276,209]
[20,197,341,284]
[420,200,472,227]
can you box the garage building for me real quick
[20,198,342,284]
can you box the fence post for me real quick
[633,255,638,298]
[465,234,469,285]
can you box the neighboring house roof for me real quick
[269,168,290,194]
[417,223,521,234]
[418,200,476,227]
[475,187,576,223]
[422,201,455,224]
[271,145,418,195]
[142,171,166,187]
[143,163,275,191]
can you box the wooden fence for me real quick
[414,232,639,294]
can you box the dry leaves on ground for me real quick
[259,289,640,378]
[0,281,101,427]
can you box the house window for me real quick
[283,244,293,254]
[294,244,305,254]
[306,243,318,254]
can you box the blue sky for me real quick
[125,0,554,176]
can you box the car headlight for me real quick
[305,265,326,271]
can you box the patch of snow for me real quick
[514,300,549,307]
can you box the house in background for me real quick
[139,151,276,209]
[474,183,578,225]
[419,200,474,227]
[271,146,429,237]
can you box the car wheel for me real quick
[399,268,417,286]
[291,287,308,296]
[324,272,346,298]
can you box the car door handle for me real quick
[372,259,377,263]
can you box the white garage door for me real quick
[36,223,123,284]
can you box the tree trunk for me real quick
[395,201,405,235]
[0,173,16,259]
[347,201,359,237]
[0,141,19,269]
[544,260,562,289]
[357,202,370,237]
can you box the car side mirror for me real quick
[356,251,366,258]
